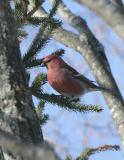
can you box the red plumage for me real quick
[42,54,109,98]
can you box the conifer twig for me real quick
[32,91,103,113]
[76,145,120,160]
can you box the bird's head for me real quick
[41,54,62,69]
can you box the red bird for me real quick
[42,54,109,99]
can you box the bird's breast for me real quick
[47,69,85,97]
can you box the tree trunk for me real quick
[0,0,43,159]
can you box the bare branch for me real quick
[75,0,124,40]
[52,27,124,149]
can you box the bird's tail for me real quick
[90,85,114,93]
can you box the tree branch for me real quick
[75,0,124,40]
[53,27,124,150]
[76,144,120,160]
[0,129,60,160]
[112,0,124,11]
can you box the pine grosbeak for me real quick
[42,54,109,98]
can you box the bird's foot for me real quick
[58,95,80,103]
[71,98,80,103]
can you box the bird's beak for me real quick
[41,58,46,67]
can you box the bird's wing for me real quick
[64,63,95,84]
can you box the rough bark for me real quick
[0,0,43,159]
[0,129,60,160]
[112,0,124,10]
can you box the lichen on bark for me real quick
[0,1,43,159]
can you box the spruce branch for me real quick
[65,157,72,160]
[30,89,103,113]
[17,28,28,42]
[53,48,65,57]
[14,0,61,47]
[23,25,51,64]
[14,0,29,25]
[66,145,120,160]
[31,73,47,91]
[14,0,45,25]
[36,100,49,125]
[23,19,61,67]
[26,0,45,19]
[39,113,49,125]
[22,0,61,67]
[24,58,43,68]
[26,17,47,26]
[48,0,60,18]
[24,48,64,69]
[76,145,120,160]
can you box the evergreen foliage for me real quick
[76,145,120,160]
[52,48,65,57]
[33,93,103,113]
[66,145,120,160]
[35,100,49,125]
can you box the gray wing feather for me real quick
[63,62,109,91]
[64,63,95,85]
